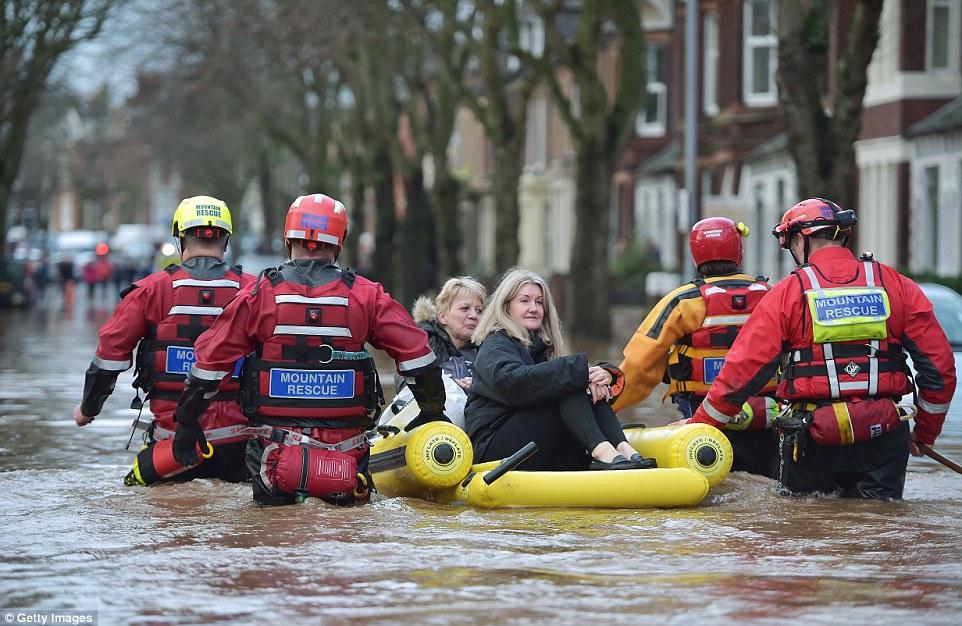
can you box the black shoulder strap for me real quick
[252,267,283,296]
[232,263,243,273]
[164,264,180,275]
[341,267,357,289]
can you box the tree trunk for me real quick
[778,0,882,209]
[371,145,396,292]
[343,151,366,269]
[257,150,281,255]
[492,143,522,274]
[569,137,613,338]
[0,182,10,274]
[431,169,463,277]
[398,166,438,306]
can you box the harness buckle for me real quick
[318,344,334,364]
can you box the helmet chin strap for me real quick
[787,232,808,266]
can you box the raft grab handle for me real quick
[483,442,538,485]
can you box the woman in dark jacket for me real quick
[464,268,656,471]
[411,276,486,390]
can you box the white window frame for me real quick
[742,0,778,107]
[703,11,720,116]
[636,44,667,137]
[927,0,959,72]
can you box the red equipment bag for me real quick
[265,444,359,498]
[808,398,906,446]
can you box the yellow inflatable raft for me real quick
[623,422,733,487]
[450,457,709,508]
[369,407,727,508]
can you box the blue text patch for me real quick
[703,357,725,383]
[268,368,355,399]
[164,346,243,378]
[812,292,887,322]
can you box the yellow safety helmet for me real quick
[171,196,233,238]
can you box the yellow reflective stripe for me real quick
[832,402,855,445]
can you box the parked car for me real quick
[0,257,33,307]
[903,283,962,425]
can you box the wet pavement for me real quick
[1,290,961,625]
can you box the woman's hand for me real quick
[454,377,472,390]
[587,381,611,404]
[587,366,612,386]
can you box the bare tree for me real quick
[777,0,883,211]
[406,0,540,273]
[395,1,469,278]
[527,0,646,337]
[0,0,118,269]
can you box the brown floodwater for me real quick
[1,294,960,625]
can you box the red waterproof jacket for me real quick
[191,261,437,426]
[691,247,956,445]
[93,257,255,437]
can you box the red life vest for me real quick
[134,265,244,401]
[778,260,910,402]
[667,276,776,397]
[240,269,381,426]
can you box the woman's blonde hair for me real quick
[436,276,486,317]
[472,267,565,356]
[411,276,487,324]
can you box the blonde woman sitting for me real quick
[411,276,486,390]
[464,268,656,471]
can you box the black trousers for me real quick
[777,421,910,499]
[480,391,628,471]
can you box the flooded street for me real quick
[1,294,961,626]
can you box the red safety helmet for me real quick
[283,193,349,251]
[772,198,856,249]
[689,217,749,267]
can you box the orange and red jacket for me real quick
[190,263,438,427]
[691,247,956,445]
[90,258,255,435]
[612,273,775,413]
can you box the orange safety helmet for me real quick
[771,198,857,249]
[689,217,750,267]
[283,193,348,251]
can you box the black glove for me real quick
[404,366,449,431]
[172,421,208,466]
[79,363,121,418]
